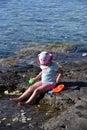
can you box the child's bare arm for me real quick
[32,71,42,81]
[56,68,63,83]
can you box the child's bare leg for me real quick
[24,84,49,105]
[9,81,41,102]
[9,87,32,102]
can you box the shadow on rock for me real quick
[62,81,87,90]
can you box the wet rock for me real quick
[42,100,87,130]
[0,64,41,92]
[0,44,87,130]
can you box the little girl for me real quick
[10,51,63,106]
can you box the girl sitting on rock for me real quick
[10,51,63,106]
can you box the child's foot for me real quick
[9,98,19,102]
[17,102,25,107]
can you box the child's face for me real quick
[43,62,51,66]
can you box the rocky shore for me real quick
[41,61,87,130]
[0,44,87,130]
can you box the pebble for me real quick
[6,123,11,126]
[12,117,19,122]
[21,110,27,123]
[2,118,6,121]
[82,53,87,57]
[27,117,32,121]
[4,90,9,95]
[4,90,22,95]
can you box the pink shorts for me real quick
[42,82,56,90]
[32,81,57,93]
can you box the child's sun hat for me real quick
[38,51,53,65]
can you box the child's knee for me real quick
[29,85,35,91]
[34,88,41,94]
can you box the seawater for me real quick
[0,0,87,58]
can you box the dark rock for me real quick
[41,61,87,130]
[0,64,41,92]
[0,44,87,130]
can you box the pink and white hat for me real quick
[38,51,53,65]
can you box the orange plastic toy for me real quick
[48,84,64,94]
[52,84,64,93]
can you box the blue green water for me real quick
[0,0,87,57]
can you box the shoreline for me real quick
[0,43,87,71]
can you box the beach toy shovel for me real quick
[48,84,64,94]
